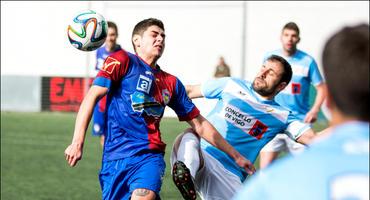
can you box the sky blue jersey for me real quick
[264,50,324,120]
[200,77,310,182]
[233,121,369,200]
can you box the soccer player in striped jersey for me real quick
[64,18,254,200]
[171,54,318,199]
[259,22,327,168]
[233,23,369,200]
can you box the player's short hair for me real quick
[131,18,165,52]
[107,21,118,34]
[322,23,369,121]
[282,22,300,35]
[266,55,292,85]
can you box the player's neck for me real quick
[105,44,116,52]
[282,48,297,57]
[137,53,159,69]
[329,109,359,127]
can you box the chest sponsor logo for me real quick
[221,104,268,140]
[136,75,152,94]
[131,91,164,118]
[102,57,120,74]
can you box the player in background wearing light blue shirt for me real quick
[233,23,369,200]
[92,21,122,147]
[260,22,327,168]
[171,55,320,200]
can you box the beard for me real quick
[252,78,278,97]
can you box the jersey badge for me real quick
[248,120,268,140]
[292,83,301,94]
[162,89,170,105]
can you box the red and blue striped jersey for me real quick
[93,49,200,161]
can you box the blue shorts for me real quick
[99,152,165,200]
[92,96,107,136]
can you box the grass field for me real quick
[1,111,327,200]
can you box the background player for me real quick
[64,18,254,200]
[92,21,122,147]
[171,55,320,200]
[259,22,327,168]
[233,23,369,200]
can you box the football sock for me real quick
[177,132,200,178]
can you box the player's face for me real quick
[105,27,118,50]
[139,25,166,58]
[280,29,300,54]
[252,60,285,97]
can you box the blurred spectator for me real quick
[92,21,122,147]
[214,56,231,78]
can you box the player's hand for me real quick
[64,143,83,167]
[235,156,256,175]
[304,110,319,123]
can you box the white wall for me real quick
[1,1,369,116]
[244,1,369,80]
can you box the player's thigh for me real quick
[195,150,243,199]
[129,153,165,199]
[260,133,288,152]
[131,188,157,200]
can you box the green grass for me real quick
[1,112,327,200]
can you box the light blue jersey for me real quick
[264,50,323,120]
[200,77,310,182]
[233,121,369,200]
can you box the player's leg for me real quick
[170,128,202,200]
[129,152,165,200]
[131,189,157,200]
[285,135,306,155]
[100,134,105,147]
[99,152,165,200]
[92,95,107,147]
[259,134,287,169]
[194,150,243,199]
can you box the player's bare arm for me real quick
[64,85,108,167]
[187,115,256,175]
[304,83,327,123]
[185,85,203,99]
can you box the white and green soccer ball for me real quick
[67,10,108,51]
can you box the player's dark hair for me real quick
[107,21,118,34]
[131,18,165,52]
[283,22,300,35]
[266,55,292,85]
[322,23,369,121]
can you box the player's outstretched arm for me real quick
[187,115,256,175]
[304,83,327,123]
[64,85,108,167]
[185,85,203,99]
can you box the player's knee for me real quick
[131,188,156,200]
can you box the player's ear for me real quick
[297,36,301,43]
[132,34,141,48]
[277,82,287,93]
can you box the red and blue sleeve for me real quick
[168,78,200,121]
[93,49,130,90]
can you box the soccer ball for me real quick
[67,10,108,51]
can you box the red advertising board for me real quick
[42,77,93,112]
